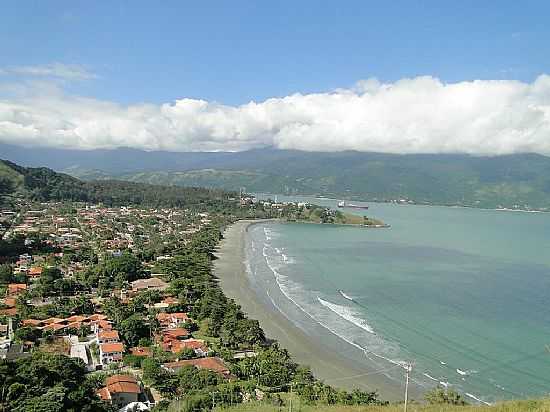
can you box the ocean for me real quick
[243,196,550,404]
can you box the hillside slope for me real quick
[0,159,235,209]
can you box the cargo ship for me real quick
[337,201,369,210]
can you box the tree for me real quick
[0,264,13,284]
[36,267,63,297]
[425,385,467,405]
[0,352,109,411]
[176,347,196,360]
[119,314,150,347]
[14,326,42,343]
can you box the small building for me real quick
[100,342,124,365]
[28,267,43,279]
[96,374,143,409]
[163,356,232,378]
[130,278,169,293]
[7,284,27,296]
[156,312,189,328]
[98,330,120,344]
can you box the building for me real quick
[163,356,232,378]
[130,277,169,293]
[98,330,120,344]
[7,284,27,296]
[156,312,189,328]
[96,374,143,409]
[100,342,124,365]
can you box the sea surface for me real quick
[243,196,550,404]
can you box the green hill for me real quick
[0,159,236,209]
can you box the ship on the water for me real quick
[337,200,369,210]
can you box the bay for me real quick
[244,196,550,404]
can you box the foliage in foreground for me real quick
[0,352,110,412]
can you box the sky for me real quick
[1,1,550,154]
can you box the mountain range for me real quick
[2,142,550,210]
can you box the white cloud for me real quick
[1,75,550,155]
[1,63,97,81]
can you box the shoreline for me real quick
[213,219,406,402]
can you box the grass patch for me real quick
[214,398,550,412]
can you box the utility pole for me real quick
[289,382,293,412]
[404,362,413,412]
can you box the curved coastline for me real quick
[213,219,406,401]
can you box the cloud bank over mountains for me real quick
[1,73,550,155]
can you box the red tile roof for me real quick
[163,328,189,339]
[96,387,110,401]
[101,342,124,353]
[104,374,141,394]
[7,284,27,295]
[164,357,230,375]
[98,330,119,340]
[28,267,43,276]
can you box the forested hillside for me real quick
[0,159,236,209]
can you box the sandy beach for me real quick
[214,220,406,401]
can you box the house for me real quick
[162,327,190,341]
[96,374,143,409]
[7,284,27,296]
[1,298,16,308]
[22,319,45,327]
[163,357,232,378]
[98,330,120,344]
[92,320,113,333]
[168,338,209,357]
[28,267,43,279]
[161,296,178,305]
[156,312,189,328]
[100,342,124,365]
[130,278,169,292]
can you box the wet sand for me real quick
[214,220,406,401]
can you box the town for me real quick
[0,197,382,411]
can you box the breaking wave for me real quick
[317,297,375,334]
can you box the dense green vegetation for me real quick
[0,160,237,210]
[0,352,109,411]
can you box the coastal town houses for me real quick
[96,374,149,410]
[99,342,124,365]
[163,356,233,379]
[156,312,189,328]
[97,329,120,344]
[130,277,169,293]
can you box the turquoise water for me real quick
[244,197,550,404]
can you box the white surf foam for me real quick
[317,297,375,334]
[465,393,491,405]
[423,373,438,382]
[339,290,354,301]
[261,247,405,371]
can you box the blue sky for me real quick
[1,1,550,154]
[2,1,547,105]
